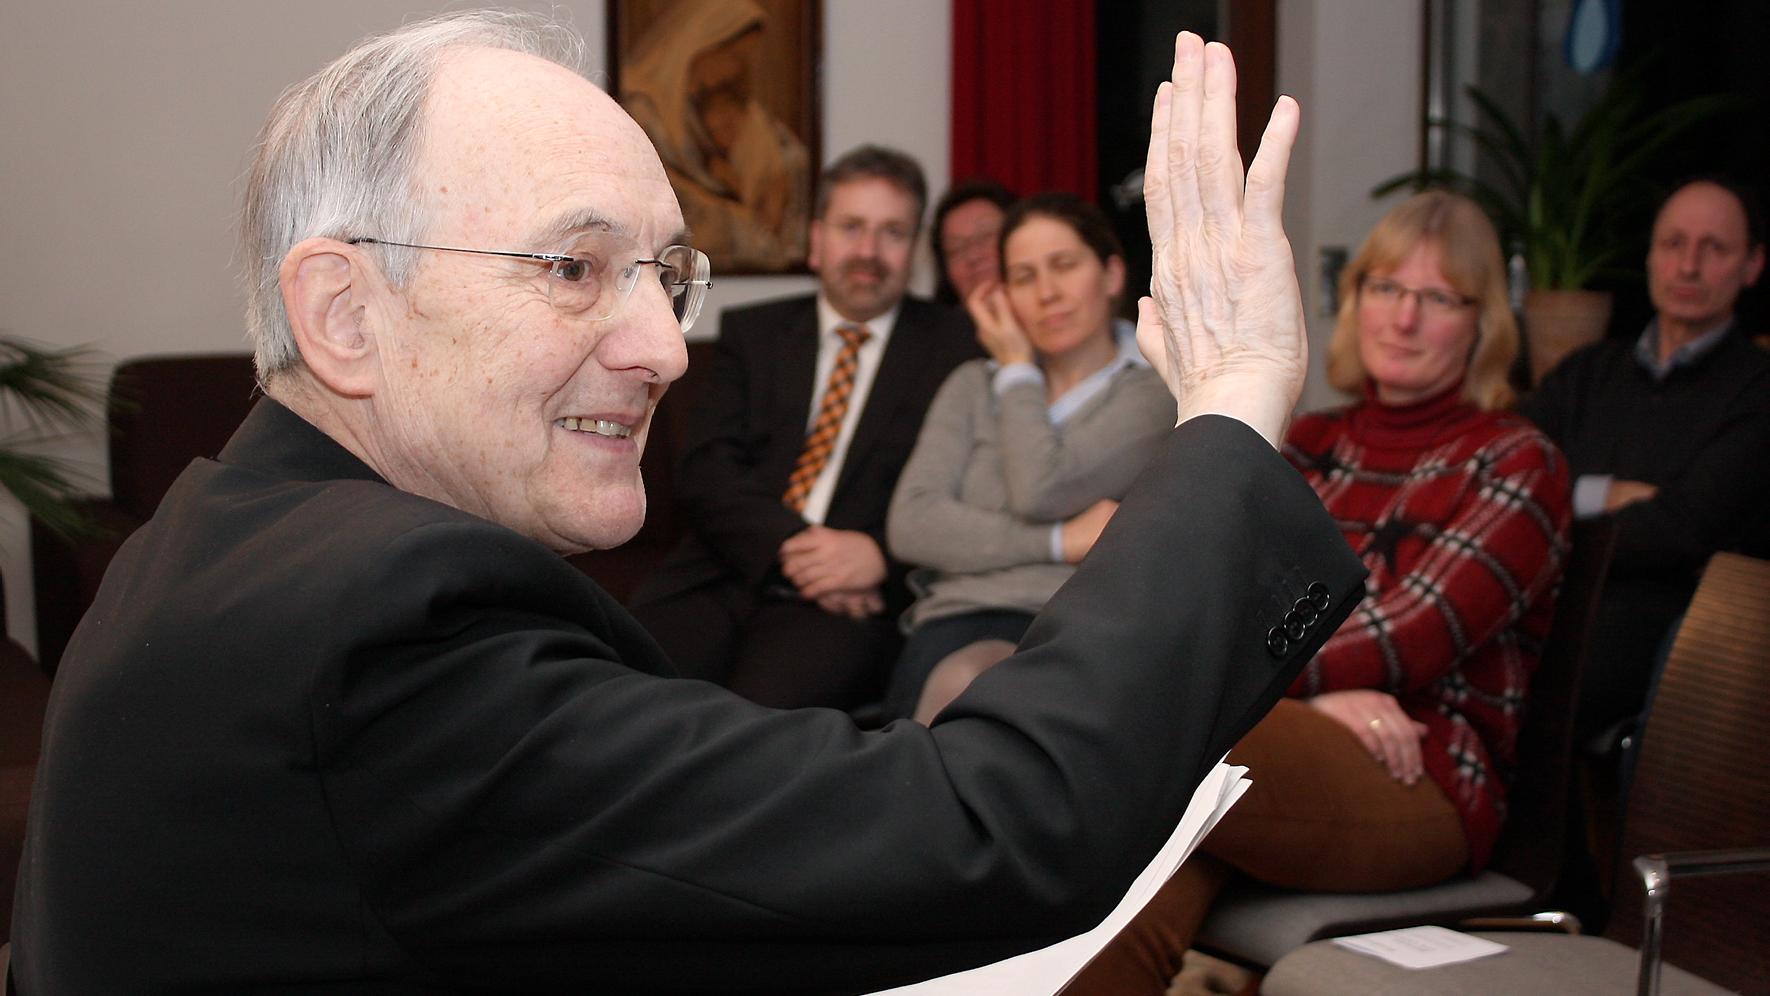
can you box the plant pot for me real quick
[1524,289,1613,385]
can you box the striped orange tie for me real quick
[782,323,871,513]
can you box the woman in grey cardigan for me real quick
[883,194,1176,723]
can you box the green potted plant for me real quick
[0,337,108,539]
[1373,76,1736,381]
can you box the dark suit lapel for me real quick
[772,302,822,453]
[833,301,931,499]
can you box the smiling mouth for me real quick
[557,417,634,439]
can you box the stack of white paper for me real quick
[867,761,1250,996]
[1332,925,1509,969]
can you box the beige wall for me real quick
[1278,0,1425,413]
[0,1,1425,654]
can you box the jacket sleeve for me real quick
[1291,428,1571,697]
[887,364,1057,572]
[324,416,1367,994]
[670,321,808,583]
[1604,379,1770,575]
[1516,355,1576,445]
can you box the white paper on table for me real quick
[865,761,1250,996]
[1332,925,1509,969]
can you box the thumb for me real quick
[1135,297,1183,412]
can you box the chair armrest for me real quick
[1458,910,1582,935]
[1633,846,1770,996]
[1635,847,1770,886]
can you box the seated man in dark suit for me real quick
[12,15,1362,994]
[1522,177,1770,739]
[630,146,979,711]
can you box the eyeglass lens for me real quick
[1362,277,1464,315]
[545,239,709,332]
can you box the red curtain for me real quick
[950,0,1097,200]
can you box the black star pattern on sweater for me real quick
[1364,514,1427,576]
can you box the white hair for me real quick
[239,10,586,380]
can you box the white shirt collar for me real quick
[815,295,901,344]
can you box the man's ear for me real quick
[1745,243,1766,288]
[279,238,384,398]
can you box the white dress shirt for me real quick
[798,296,901,524]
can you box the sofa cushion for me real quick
[107,354,259,517]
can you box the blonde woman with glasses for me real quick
[1072,191,1574,994]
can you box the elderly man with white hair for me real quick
[12,12,1360,994]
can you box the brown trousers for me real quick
[1063,699,1469,995]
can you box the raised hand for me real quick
[1135,32,1305,447]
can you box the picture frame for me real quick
[609,0,823,275]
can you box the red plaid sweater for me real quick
[1283,386,1571,869]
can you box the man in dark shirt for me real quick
[1522,177,1770,737]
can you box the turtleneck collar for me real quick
[1346,379,1482,448]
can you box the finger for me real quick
[1372,707,1417,781]
[1197,41,1244,231]
[1394,735,1424,785]
[1164,32,1207,236]
[1143,82,1175,251]
[986,286,1011,325]
[1134,297,1178,391]
[1380,725,1412,781]
[1360,715,1399,774]
[1242,95,1300,242]
[1354,722,1384,764]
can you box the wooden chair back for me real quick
[1605,552,1770,991]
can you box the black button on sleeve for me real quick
[1266,626,1289,658]
[1283,610,1306,640]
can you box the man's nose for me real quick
[608,281,689,385]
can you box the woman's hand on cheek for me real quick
[966,282,1036,366]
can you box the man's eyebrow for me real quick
[531,210,694,253]
[530,209,624,248]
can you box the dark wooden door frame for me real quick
[1226,0,1278,170]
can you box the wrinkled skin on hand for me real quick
[1134,33,1305,447]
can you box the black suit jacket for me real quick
[13,399,1363,995]
[635,294,980,608]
